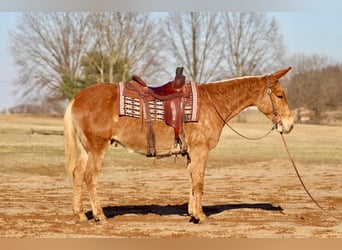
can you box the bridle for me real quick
[265,75,284,133]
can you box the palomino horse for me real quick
[64,67,294,223]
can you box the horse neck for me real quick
[203,76,264,122]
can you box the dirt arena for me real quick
[0,114,341,237]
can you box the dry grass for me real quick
[0,112,342,179]
[211,122,342,165]
[0,114,64,176]
[0,112,341,177]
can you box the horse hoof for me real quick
[189,216,200,224]
[74,213,89,224]
[189,213,206,224]
[94,214,107,225]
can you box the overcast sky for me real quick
[1,11,342,110]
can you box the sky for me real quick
[1,11,342,110]
[0,12,18,110]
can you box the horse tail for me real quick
[63,99,77,181]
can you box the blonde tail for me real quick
[63,99,77,181]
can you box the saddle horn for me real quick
[176,67,184,76]
[174,67,185,89]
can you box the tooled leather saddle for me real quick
[118,67,199,157]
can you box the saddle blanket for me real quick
[118,81,200,122]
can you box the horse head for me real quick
[256,67,294,134]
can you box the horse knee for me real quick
[191,176,204,194]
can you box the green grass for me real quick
[0,113,341,177]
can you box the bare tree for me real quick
[10,13,93,101]
[222,12,286,77]
[10,12,164,110]
[286,53,330,112]
[87,12,163,83]
[162,12,225,83]
[286,53,342,122]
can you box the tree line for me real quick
[8,12,342,123]
[286,54,342,123]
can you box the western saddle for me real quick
[124,67,190,157]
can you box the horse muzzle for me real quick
[275,116,294,134]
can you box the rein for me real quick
[203,79,275,141]
[204,77,342,221]
[280,132,342,221]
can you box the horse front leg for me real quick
[187,146,209,223]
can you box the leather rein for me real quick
[203,75,277,140]
[204,75,342,221]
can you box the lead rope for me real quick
[280,132,342,221]
[266,78,342,221]
[224,121,274,140]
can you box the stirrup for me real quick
[172,136,188,156]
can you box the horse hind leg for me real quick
[84,144,108,223]
[72,144,89,223]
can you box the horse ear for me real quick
[271,67,292,80]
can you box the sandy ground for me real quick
[0,157,341,238]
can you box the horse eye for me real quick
[276,95,283,99]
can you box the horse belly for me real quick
[112,116,175,155]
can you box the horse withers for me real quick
[64,67,294,223]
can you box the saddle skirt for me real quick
[118,81,200,123]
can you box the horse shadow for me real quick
[85,202,283,221]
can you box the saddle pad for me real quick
[118,81,200,122]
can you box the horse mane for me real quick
[202,75,264,95]
[209,75,260,85]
